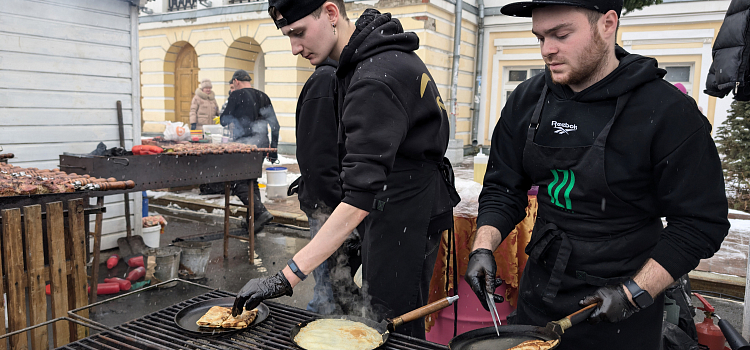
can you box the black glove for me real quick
[579,284,640,324]
[191,123,197,130]
[465,248,505,311]
[232,271,293,316]
[267,151,278,164]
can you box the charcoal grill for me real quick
[59,151,270,265]
[58,290,449,350]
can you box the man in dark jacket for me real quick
[705,0,750,100]
[221,69,280,229]
[463,0,729,349]
[288,58,360,314]
[232,0,459,339]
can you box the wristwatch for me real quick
[287,259,308,281]
[624,279,654,309]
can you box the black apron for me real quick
[361,156,459,339]
[517,85,664,350]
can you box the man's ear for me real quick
[323,2,340,24]
[600,10,618,41]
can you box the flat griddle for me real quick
[174,297,270,334]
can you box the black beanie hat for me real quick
[268,0,328,29]
[501,0,622,17]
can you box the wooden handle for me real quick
[566,303,597,328]
[391,297,455,328]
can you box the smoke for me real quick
[220,113,271,147]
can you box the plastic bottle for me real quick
[106,254,120,269]
[96,283,121,295]
[104,277,132,291]
[126,266,146,282]
[126,255,144,268]
[473,149,489,184]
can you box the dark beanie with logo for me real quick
[268,0,328,29]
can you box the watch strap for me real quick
[624,279,653,309]
[287,259,307,281]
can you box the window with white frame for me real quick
[503,67,545,107]
[659,63,694,95]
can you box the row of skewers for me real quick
[0,164,135,196]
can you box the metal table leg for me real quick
[223,182,231,260]
[248,179,255,265]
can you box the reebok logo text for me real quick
[551,121,578,135]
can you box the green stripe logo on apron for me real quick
[548,169,575,210]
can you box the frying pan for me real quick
[173,297,270,334]
[289,295,459,350]
[449,303,597,350]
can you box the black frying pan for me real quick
[289,296,459,350]
[174,297,270,334]
[449,303,597,350]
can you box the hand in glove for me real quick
[232,271,293,316]
[465,248,505,311]
[267,151,278,164]
[191,123,197,130]
[579,284,640,324]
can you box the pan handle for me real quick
[549,303,597,334]
[388,296,458,332]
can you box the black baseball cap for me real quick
[501,0,622,17]
[268,0,327,29]
[229,70,251,84]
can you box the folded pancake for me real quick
[196,306,232,328]
[294,318,383,350]
[508,339,559,350]
[221,308,259,329]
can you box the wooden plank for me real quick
[0,210,7,350]
[0,125,134,144]
[1,262,75,291]
[2,208,28,350]
[0,108,133,126]
[67,199,89,340]
[0,89,133,109]
[45,202,70,347]
[0,0,131,31]
[34,0,132,14]
[22,205,49,350]
[90,196,104,303]
[0,51,132,78]
[0,33,131,63]
[0,12,131,47]
[0,71,133,94]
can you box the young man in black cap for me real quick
[221,69,280,230]
[461,0,729,348]
[232,0,460,339]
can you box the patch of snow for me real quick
[728,209,750,216]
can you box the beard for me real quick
[547,28,609,87]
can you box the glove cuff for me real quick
[276,271,294,297]
[615,284,640,312]
[469,248,495,260]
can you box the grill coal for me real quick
[58,291,449,350]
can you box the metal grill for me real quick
[168,0,196,11]
[59,291,449,350]
[227,0,264,3]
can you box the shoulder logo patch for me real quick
[420,73,431,98]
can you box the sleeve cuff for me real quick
[341,190,376,212]
[476,214,516,240]
[650,240,697,280]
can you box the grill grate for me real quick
[59,291,449,350]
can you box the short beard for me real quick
[550,27,609,87]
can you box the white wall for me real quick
[0,0,143,251]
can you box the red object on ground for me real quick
[107,254,120,269]
[127,255,144,268]
[126,266,146,282]
[96,282,121,295]
[104,277,132,291]
[694,293,726,350]
[132,145,163,155]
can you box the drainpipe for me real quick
[449,0,463,139]
[470,0,485,148]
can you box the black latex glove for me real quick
[580,284,640,324]
[232,271,293,316]
[465,248,505,311]
[267,151,278,164]
[191,123,197,130]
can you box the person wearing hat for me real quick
[190,79,220,130]
[231,0,460,339]
[461,0,729,348]
[220,69,280,230]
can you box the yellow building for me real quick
[138,0,479,154]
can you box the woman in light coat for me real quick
[190,79,219,130]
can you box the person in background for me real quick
[190,79,219,130]
[220,70,280,231]
[287,57,361,315]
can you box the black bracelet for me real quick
[287,259,307,281]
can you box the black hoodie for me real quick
[478,46,729,280]
[295,58,342,216]
[335,9,452,217]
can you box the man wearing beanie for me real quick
[232,0,460,339]
[458,0,729,348]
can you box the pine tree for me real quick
[624,0,663,13]
[716,100,750,210]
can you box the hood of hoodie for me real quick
[337,9,419,77]
[546,46,666,102]
[317,57,338,70]
[194,88,215,101]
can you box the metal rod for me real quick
[0,316,109,341]
[67,313,169,350]
[224,181,231,260]
[449,0,463,139]
[249,178,255,265]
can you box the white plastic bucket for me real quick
[266,167,288,186]
[202,124,223,136]
[140,225,161,248]
[266,184,287,200]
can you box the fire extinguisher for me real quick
[694,293,732,350]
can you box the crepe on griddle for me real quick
[196,306,232,328]
[508,339,559,350]
[221,308,259,329]
[294,318,383,350]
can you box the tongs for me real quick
[485,291,502,336]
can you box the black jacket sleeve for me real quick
[220,92,237,126]
[477,89,533,237]
[260,102,280,149]
[340,78,408,211]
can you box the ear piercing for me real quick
[332,23,336,35]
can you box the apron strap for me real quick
[575,271,630,287]
[526,222,573,305]
[527,85,549,142]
